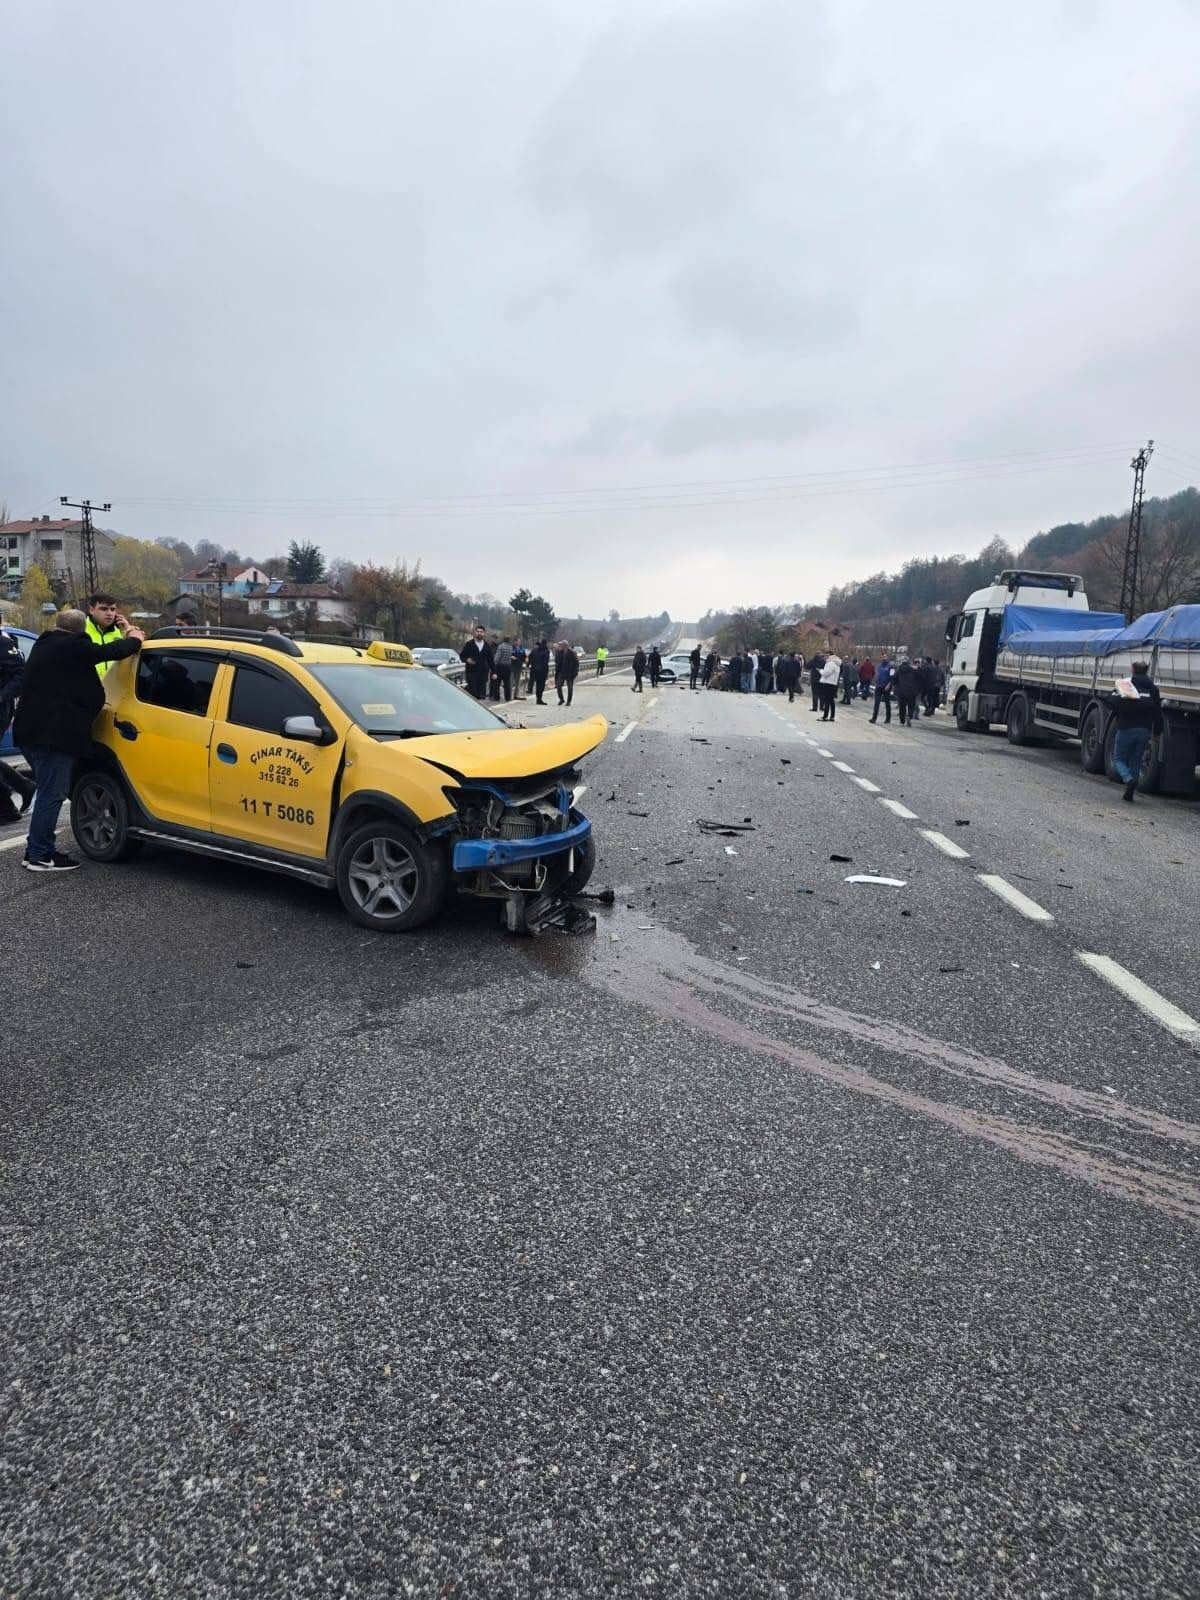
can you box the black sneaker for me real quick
[22,851,81,873]
[1123,779,1137,802]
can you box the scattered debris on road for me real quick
[697,818,756,833]
[724,846,738,856]
[829,853,852,863]
[938,964,965,973]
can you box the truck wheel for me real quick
[1006,694,1033,746]
[1103,718,1121,782]
[561,829,596,896]
[335,819,448,931]
[1079,705,1106,773]
[70,770,142,862]
[1139,730,1163,793]
[954,691,973,732]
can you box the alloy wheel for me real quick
[346,836,419,920]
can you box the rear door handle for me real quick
[114,719,138,741]
[216,743,238,765]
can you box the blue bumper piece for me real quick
[452,812,592,872]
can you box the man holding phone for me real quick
[85,592,130,678]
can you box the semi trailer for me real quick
[944,569,1200,797]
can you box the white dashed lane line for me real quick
[776,723,1198,1045]
[614,721,639,744]
[1076,954,1200,1043]
[921,829,971,860]
[977,873,1054,923]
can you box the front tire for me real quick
[561,828,596,896]
[335,819,448,931]
[70,769,142,862]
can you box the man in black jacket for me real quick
[893,658,920,726]
[809,653,825,711]
[689,645,702,690]
[554,642,579,706]
[528,639,550,704]
[648,646,662,689]
[459,624,493,700]
[14,608,143,871]
[631,646,647,692]
[778,651,802,703]
[1109,662,1163,802]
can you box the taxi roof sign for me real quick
[366,641,415,666]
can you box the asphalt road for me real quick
[3,676,1199,1599]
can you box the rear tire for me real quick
[70,769,142,862]
[335,819,448,931]
[1079,705,1106,773]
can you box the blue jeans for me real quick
[24,745,74,861]
[1113,726,1151,786]
[741,672,753,692]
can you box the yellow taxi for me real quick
[69,628,606,932]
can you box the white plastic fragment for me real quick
[845,875,907,887]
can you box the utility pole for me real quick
[59,496,111,602]
[1118,442,1153,623]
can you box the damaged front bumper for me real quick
[451,811,591,871]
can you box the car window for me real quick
[958,613,977,641]
[227,664,319,734]
[136,652,220,716]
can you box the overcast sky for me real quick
[3,0,1198,619]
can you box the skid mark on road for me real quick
[543,916,1200,1227]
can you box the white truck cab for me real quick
[945,570,1089,731]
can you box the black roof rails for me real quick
[151,625,303,657]
[283,634,366,652]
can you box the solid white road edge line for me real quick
[1076,952,1200,1042]
[615,721,639,744]
[852,777,882,793]
[921,829,971,860]
[977,873,1053,922]
[879,798,919,819]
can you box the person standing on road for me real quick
[778,651,801,703]
[744,649,757,693]
[459,624,493,700]
[809,652,826,711]
[870,656,893,723]
[840,657,856,705]
[858,655,875,701]
[14,608,144,873]
[631,646,647,692]
[595,644,609,677]
[702,649,718,688]
[528,639,550,704]
[1108,661,1163,802]
[819,654,841,721]
[689,645,701,690]
[893,657,920,726]
[726,650,742,691]
[511,640,526,698]
[648,646,662,689]
[919,657,940,717]
[492,638,513,702]
[554,641,579,706]
[0,631,35,822]
[758,648,774,694]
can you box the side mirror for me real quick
[283,714,329,743]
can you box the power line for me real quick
[58,495,111,599]
[111,448,1132,521]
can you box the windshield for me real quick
[309,663,505,736]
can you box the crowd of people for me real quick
[458,626,582,707]
[680,645,947,725]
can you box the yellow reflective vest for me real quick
[85,615,124,677]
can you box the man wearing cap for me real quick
[14,608,144,872]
